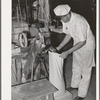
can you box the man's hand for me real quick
[49,46,59,53]
[49,26,55,31]
[59,51,69,59]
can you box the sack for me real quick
[49,52,65,96]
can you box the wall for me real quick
[49,0,96,36]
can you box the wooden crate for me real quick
[12,79,57,100]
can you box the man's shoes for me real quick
[67,87,78,91]
[74,96,85,100]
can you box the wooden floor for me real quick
[64,55,96,100]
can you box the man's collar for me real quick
[68,12,73,23]
[62,12,73,24]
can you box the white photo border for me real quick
[1,0,99,100]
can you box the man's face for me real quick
[60,13,71,23]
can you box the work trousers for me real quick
[71,65,92,98]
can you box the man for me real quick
[49,4,95,100]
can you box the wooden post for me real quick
[16,6,19,23]
[16,59,22,84]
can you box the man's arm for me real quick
[60,40,86,58]
[67,40,86,54]
[56,34,72,51]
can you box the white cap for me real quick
[54,4,71,16]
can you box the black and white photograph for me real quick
[1,0,99,100]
